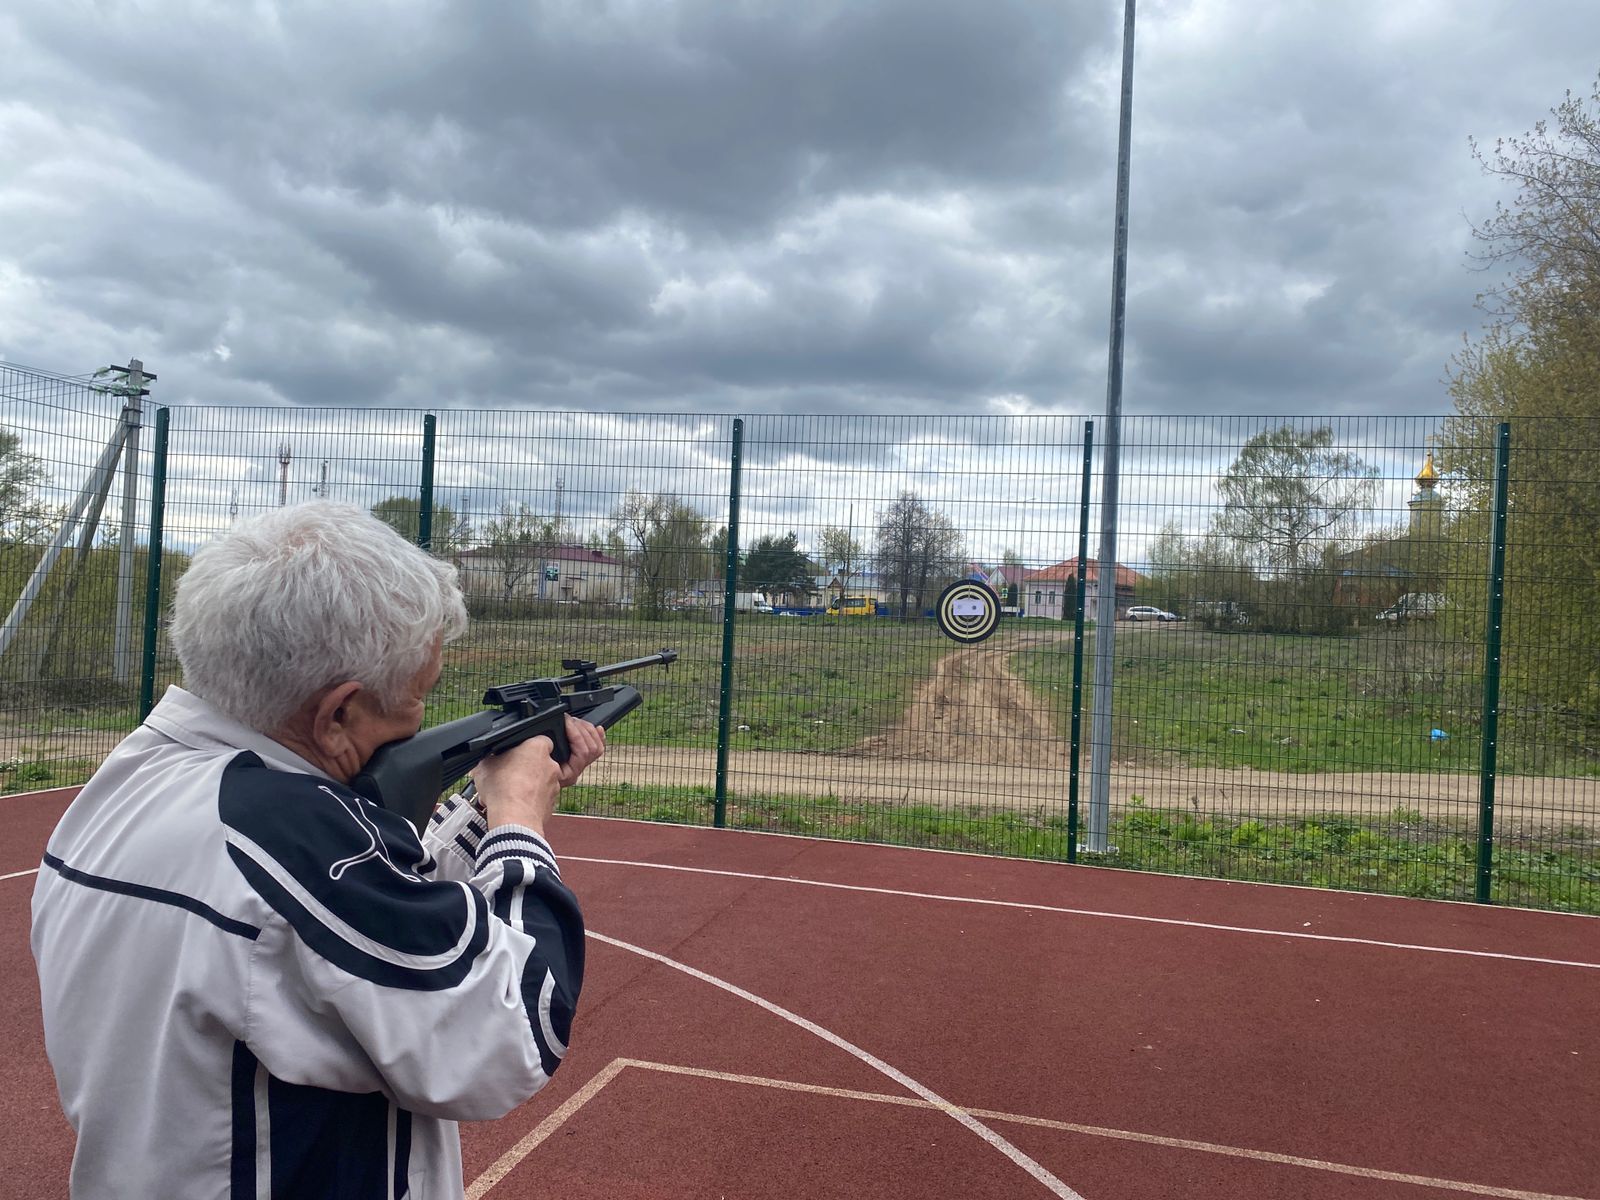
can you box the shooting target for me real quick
[935,580,1001,644]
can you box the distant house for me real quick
[1022,558,1142,620]
[824,568,892,606]
[455,543,627,604]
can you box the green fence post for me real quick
[1067,421,1094,864]
[714,418,744,829]
[418,414,437,551]
[1475,421,1511,904]
[138,406,171,720]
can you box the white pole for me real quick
[1087,0,1138,854]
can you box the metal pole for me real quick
[1087,0,1138,854]
[139,407,171,719]
[28,433,126,680]
[1475,422,1510,904]
[0,423,130,663]
[113,360,148,682]
[714,418,744,828]
[1067,421,1094,864]
[418,414,437,551]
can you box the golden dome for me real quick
[1415,449,1438,489]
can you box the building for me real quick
[455,543,628,605]
[1334,446,1444,609]
[1022,559,1142,620]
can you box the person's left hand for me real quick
[557,716,606,787]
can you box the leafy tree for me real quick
[1443,75,1600,741]
[481,500,557,603]
[369,494,472,555]
[818,525,866,595]
[611,491,711,619]
[1212,425,1377,577]
[1467,77,1600,322]
[1140,521,1190,614]
[873,492,964,618]
[742,532,812,599]
[0,430,52,544]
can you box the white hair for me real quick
[171,500,468,733]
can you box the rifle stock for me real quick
[350,649,674,832]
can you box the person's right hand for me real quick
[470,735,563,837]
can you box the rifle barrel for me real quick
[552,648,678,687]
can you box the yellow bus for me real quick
[827,595,879,616]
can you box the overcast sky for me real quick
[2,0,1597,423]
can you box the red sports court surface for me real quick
[3,787,1597,1199]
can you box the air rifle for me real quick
[351,649,678,832]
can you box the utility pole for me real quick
[278,443,292,507]
[1087,0,1138,854]
[112,360,152,684]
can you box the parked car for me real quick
[1125,605,1180,622]
[1375,593,1447,622]
[827,595,881,617]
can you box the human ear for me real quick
[310,680,366,776]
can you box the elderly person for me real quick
[31,501,602,1200]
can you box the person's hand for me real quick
[558,716,606,787]
[470,735,562,836]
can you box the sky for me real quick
[3,0,1598,423]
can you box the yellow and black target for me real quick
[935,580,1001,644]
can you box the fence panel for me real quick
[1453,415,1600,909]
[0,363,153,791]
[718,413,1090,854]
[1082,415,1504,902]
[429,408,736,817]
[2,373,1595,912]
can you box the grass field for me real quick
[4,608,1596,913]
[432,611,950,752]
[1013,622,1599,778]
[556,781,1600,914]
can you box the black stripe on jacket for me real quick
[220,753,490,990]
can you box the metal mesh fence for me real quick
[0,363,154,789]
[1,359,1595,911]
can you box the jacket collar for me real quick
[144,685,336,781]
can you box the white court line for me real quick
[467,1057,1595,1200]
[586,930,1087,1198]
[1,868,38,883]
[466,1058,631,1200]
[567,856,1600,971]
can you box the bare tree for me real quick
[482,500,556,603]
[611,491,711,619]
[874,492,964,618]
[819,525,866,596]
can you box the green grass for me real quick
[1013,624,1599,777]
[557,782,1600,914]
[0,754,97,794]
[434,612,948,752]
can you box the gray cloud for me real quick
[2,0,1598,426]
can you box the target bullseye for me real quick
[935,580,1001,644]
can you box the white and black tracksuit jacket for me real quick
[30,686,584,1200]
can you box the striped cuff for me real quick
[476,825,559,879]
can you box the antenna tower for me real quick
[277,443,292,507]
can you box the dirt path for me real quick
[583,629,1599,834]
[844,630,1069,765]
